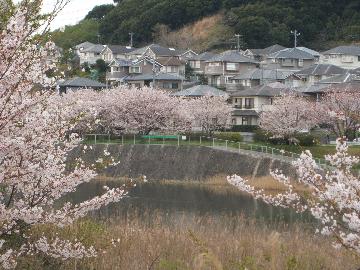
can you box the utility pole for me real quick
[129,32,134,47]
[152,57,156,90]
[235,34,242,52]
[290,30,300,48]
[97,34,101,44]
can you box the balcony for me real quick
[106,71,127,80]
[205,66,223,74]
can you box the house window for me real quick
[169,66,178,73]
[130,66,141,73]
[298,59,304,67]
[231,119,236,125]
[244,98,254,109]
[209,62,220,67]
[234,98,242,108]
[189,61,195,68]
[242,117,251,125]
[270,98,274,105]
[226,63,237,71]
[163,82,179,89]
[195,61,201,68]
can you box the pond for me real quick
[67,178,314,227]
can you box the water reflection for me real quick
[67,179,314,226]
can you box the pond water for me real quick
[67,179,314,227]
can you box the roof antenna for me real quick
[290,30,300,48]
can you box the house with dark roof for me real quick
[124,73,183,91]
[204,50,259,89]
[264,48,317,71]
[244,44,286,61]
[320,45,360,69]
[126,44,188,60]
[171,85,228,98]
[106,58,133,85]
[58,77,106,94]
[226,68,302,91]
[188,52,215,76]
[230,82,290,126]
[317,73,360,85]
[295,64,347,86]
[158,57,186,77]
[101,45,136,63]
[77,44,105,65]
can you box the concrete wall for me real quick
[68,144,295,181]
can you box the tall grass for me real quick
[20,213,360,270]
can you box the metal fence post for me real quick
[148,136,150,145]
[122,135,124,145]
[225,140,228,150]
[94,134,97,144]
[108,134,110,144]
[178,135,180,146]
[212,138,215,147]
[200,136,202,145]
[133,134,136,145]
[238,142,241,153]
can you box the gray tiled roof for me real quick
[296,84,329,94]
[295,64,346,76]
[322,46,360,56]
[106,45,136,54]
[297,47,320,57]
[172,85,227,97]
[230,82,290,97]
[232,69,296,80]
[124,73,183,81]
[350,67,360,75]
[110,58,133,67]
[206,50,258,63]
[317,73,360,84]
[58,77,106,88]
[268,48,315,60]
[191,52,216,61]
[75,41,95,50]
[82,44,105,53]
[247,44,286,56]
[127,44,182,57]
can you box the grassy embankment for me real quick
[20,214,359,270]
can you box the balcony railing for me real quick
[205,66,223,74]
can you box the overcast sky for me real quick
[16,0,114,30]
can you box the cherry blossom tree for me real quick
[101,86,192,135]
[0,3,132,268]
[259,93,315,139]
[228,138,360,253]
[187,96,232,135]
[312,87,360,138]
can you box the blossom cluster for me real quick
[228,138,360,253]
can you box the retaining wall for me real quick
[68,145,295,180]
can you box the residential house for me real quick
[320,45,360,69]
[178,49,198,62]
[264,47,317,71]
[171,85,228,98]
[298,81,360,100]
[75,41,95,55]
[106,58,133,85]
[101,45,136,63]
[316,73,360,85]
[205,50,259,89]
[226,68,302,91]
[158,57,186,77]
[126,44,186,60]
[78,44,105,65]
[244,44,286,62]
[124,73,183,91]
[230,82,290,126]
[188,52,215,76]
[57,77,106,94]
[295,64,347,86]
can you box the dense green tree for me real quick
[51,19,100,50]
[85,4,115,21]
